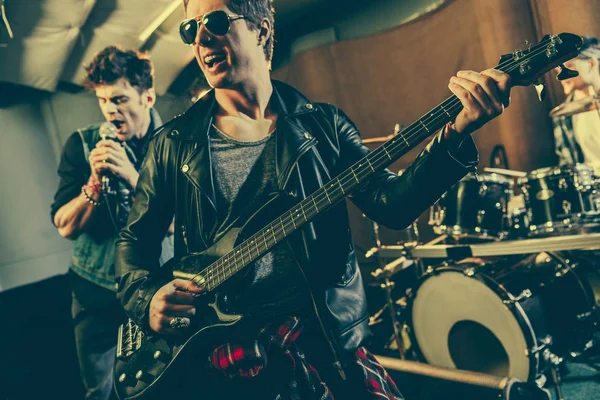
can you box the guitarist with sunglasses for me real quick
[115,0,511,398]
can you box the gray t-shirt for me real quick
[209,124,312,318]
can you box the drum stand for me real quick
[540,350,565,400]
[367,220,421,359]
[368,220,404,359]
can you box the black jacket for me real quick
[115,80,478,369]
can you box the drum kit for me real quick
[430,163,600,240]
[363,107,600,399]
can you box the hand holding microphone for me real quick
[98,122,118,194]
[89,122,140,191]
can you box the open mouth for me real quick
[112,120,125,132]
[204,52,227,70]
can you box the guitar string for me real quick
[191,37,564,290]
[196,38,560,289]
[198,40,559,289]
[200,99,466,289]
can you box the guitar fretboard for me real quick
[197,99,463,291]
[189,34,576,292]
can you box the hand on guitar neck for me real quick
[445,68,512,144]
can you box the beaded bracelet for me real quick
[81,185,102,206]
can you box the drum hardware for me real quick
[484,167,528,178]
[380,276,404,359]
[541,348,566,400]
[370,255,413,279]
[423,265,436,276]
[379,233,600,259]
[548,94,600,118]
[365,217,410,359]
[477,210,485,225]
[369,299,391,326]
[503,289,533,306]
[562,200,571,215]
[528,336,553,356]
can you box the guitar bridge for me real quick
[116,318,144,360]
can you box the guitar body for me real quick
[114,194,293,399]
[113,291,242,399]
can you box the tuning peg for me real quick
[557,65,579,81]
[534,81,546,101]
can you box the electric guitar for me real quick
[114,33,583,399]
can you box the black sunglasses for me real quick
[179,10,247,45]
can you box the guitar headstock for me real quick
[498,33,583,87]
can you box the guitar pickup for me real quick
[117,318,144,360]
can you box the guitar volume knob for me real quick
[153,350,171,363]
[135,370,155,383]
[118,373,137,387]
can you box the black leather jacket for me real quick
[115,80,478,369]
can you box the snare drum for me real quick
[405,255,598,382]
[430,173,513,240]
[519,164,600,235]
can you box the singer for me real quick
[50,46,173,400]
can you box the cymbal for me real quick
[549,95,600,118]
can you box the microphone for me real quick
[99,121,118,141]
[98,122,118,194]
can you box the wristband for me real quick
[81,185,102,206]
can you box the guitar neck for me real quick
[198,31,580,291]
[198,94,465,291]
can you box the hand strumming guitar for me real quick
[149,279,204,334]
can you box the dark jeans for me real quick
[70,272,126,400]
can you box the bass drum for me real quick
[405,255,598,383]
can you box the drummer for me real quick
[552,36,600,174]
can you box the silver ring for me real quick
[169,317,189,329]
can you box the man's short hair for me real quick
[578,36,600,61]
[83,46,154,92]
[183,0,275,63]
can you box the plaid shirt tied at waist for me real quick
[208,316,403,400]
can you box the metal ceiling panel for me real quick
[60,0,179,84]
[0,0,96,91]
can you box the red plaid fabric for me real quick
[356,347,402,399]
[208,317,403,399]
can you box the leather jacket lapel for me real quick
[181,136,217,212]
[170,93,218,212]
[271,82,319,191]
[170,82,320,213]
[275,116,318,191]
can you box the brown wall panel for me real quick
[272,0,597,253]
